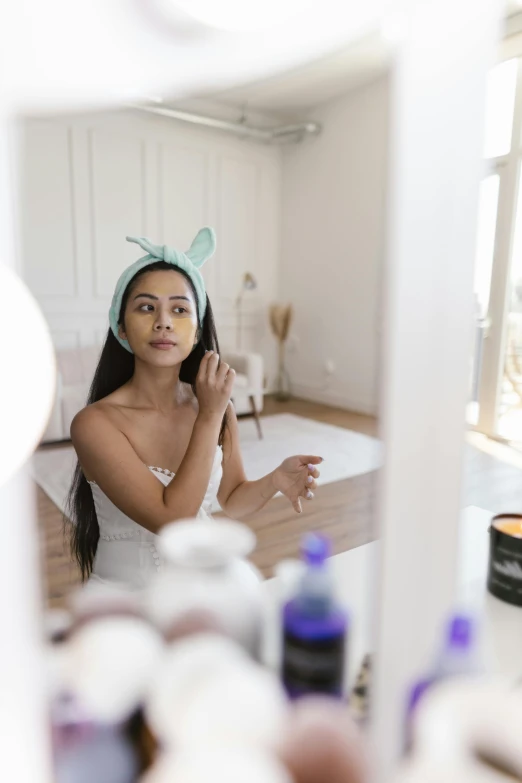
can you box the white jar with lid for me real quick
[146,519,264,659]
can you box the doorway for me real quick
[469,56,522,448]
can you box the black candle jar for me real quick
[487,514,522,607]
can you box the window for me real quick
[483,58,517,159]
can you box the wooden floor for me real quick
[36,396,521,609]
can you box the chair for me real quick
[221,351,264,439]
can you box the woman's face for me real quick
[119,269,199,366]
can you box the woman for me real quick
[67,228,322,589]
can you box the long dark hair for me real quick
[66,261,226,580]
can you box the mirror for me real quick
[19,37,389,711]
[13,1,516,767]
[3,3,512,776]
[19,12,521,699]
[2,0,511,777]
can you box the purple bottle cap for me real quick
[407,677,433,714]
[302,533,330,566]
[447,614,473,650]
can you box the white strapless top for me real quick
[88,446,223,590]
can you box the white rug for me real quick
[31,413,381,516]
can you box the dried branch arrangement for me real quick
[269,303,293,401]
[269,304,293,343]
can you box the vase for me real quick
[275,343,291,401]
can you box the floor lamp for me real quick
[235,272,257,350]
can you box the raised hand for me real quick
[272,455,322,513]
[196,351,235,419]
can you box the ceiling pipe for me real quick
[127,103,321,144]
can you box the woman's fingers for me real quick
[196,350,213,382]
[216,361,230,386]
[299,455,323,467]
[287,484,314,510]
[301,486,315,500]
[206,351,220,383]
[304,477,317,492]
[196,352,235,418]
[302,462,319,499]
[301,481,317,498]
[224,367,236,393]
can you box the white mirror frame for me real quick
[0,0,503,779]
[372,0,502,776]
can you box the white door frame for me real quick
[372,0,502,774]
[476,58,522,438]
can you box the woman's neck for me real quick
[126,360,187,412]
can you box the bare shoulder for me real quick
[70,400,137,484]
[70,401,118,445]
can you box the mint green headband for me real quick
[109,227,216,353]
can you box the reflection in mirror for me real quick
[22,26,522,742]
[20,39,390,740]
[464,52,522,502]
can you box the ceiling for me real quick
[9,0,386,114]
[195,32,391,120]
[159,5,517,126]
[507,0,522,15]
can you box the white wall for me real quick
[19,109,282,382]
[280,76,389,415]
[20,83,389,413]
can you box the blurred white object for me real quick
[0,128,55,782]
[45,646,71,703]
[151,0,314,32]
[395,678,522,782]
[178,663,288,750]
[145,633,248,743]
[146,633,287,750]
[66,616,163,722]
[68,578,144,619]
[142,747,292,783]
[1,0,383,111]
[0,265,56,484]
[44,608,72,643]
[274,558,306,603]
[148,519,264,657]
